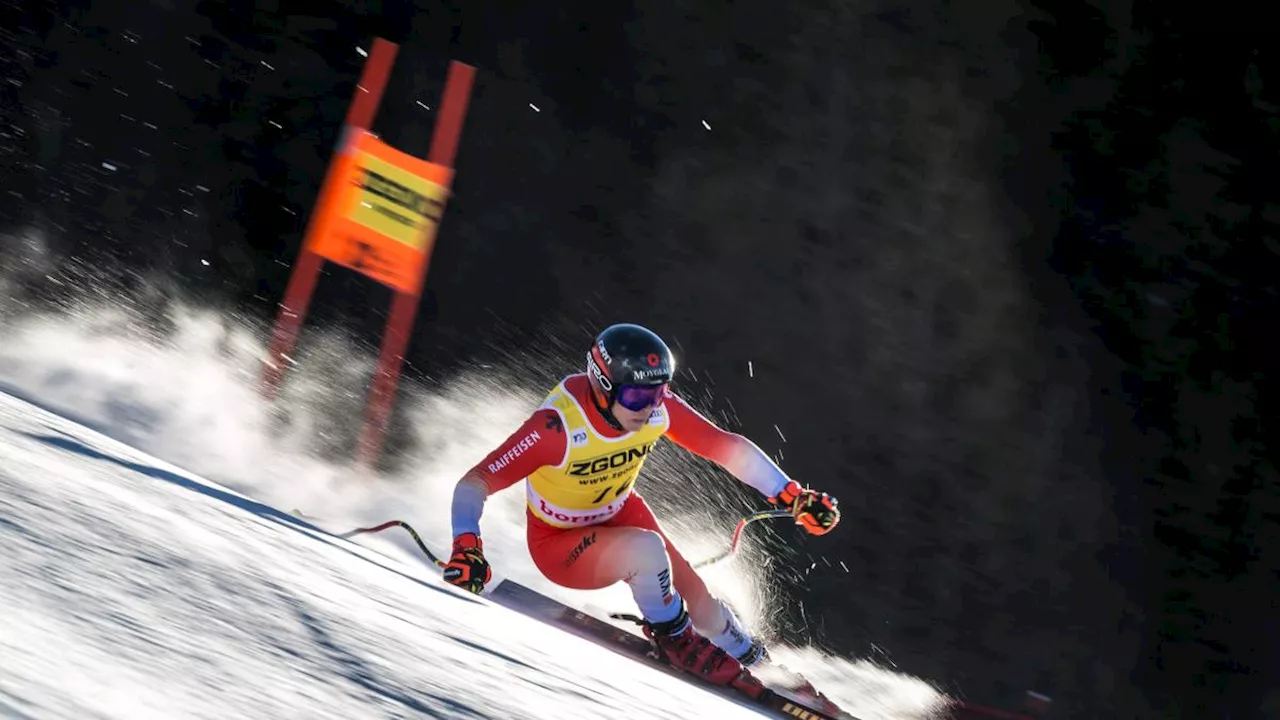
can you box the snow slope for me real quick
[0,389,782,719]
[0,294,950,720]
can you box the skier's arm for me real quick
[450,408,568,538]
[662,390,791,498]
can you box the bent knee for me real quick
[622,528,671,577]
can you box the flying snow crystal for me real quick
[200,259,210,266]
[101,162,117,171]
[260,60,275,71]
[356,46,368,57]
[701,119,712,130]
[268,120,282,129]
[774,424,787,442]
[748,360,754,377]
[416,100,430,110]
[529,103,541,112]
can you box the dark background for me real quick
[3,1,1277,718]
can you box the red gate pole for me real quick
[261,38,400,400]
[355,60,476,467]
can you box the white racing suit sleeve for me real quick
[718,434,792,499]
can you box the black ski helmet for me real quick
[586,323,676,427]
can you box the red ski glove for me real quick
[769,480,840,536]
[442,533,492,594]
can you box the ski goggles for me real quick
[615,383,668,411]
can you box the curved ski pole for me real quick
[691,508,794,569]
[338,520,447,568]
[337,507,793,573]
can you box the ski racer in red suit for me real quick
[443,323,840,694]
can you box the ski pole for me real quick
[335,508,793,571]
[339,519,448,568]
[691,507,793,568]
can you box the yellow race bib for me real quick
[527,378,669,528]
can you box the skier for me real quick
[442,323,841,693]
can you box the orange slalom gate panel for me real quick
[305,130,454,295]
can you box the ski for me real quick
[487,581,855,720]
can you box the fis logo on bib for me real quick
[571,429,588,447]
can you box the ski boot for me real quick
[735,636,770,667]
[634,603,766,700]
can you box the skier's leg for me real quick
[526,509,683,624]
[612,493,766,665]
[527,506,759,691]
